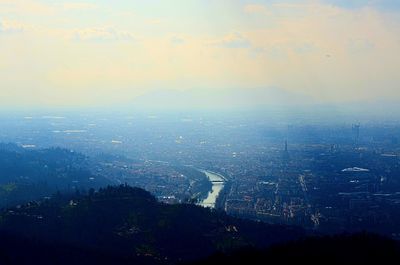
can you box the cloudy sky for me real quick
[1,0,400,108]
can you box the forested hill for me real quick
[0,185,304,264]
[0,143,110,207]
[192,233,400,265]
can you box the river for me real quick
[198,170,226,209]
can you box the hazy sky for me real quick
[1,0,400,108]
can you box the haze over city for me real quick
[1,1,400,265]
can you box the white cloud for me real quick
[0,19,34,34]
[147,19,162,25]
[244,4,269,14]
[62,2,97,11]
[207,32,251,48]
[0,0,55,16]
[171,36,185,45]
[72,27,136,42]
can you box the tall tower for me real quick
[352,124,360,144]
[283,140,290,161]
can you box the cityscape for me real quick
[1,112,399,239]
[1,0,400,264]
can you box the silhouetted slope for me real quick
[0,185,304,263]
[0,186,398,264]
[0,143,111,207]
[0,232,149,265]
[193,233,400,265]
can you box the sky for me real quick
[1,0,400,109]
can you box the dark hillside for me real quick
[0,185,304,263]
[0,143,110,207]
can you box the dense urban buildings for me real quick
[1,112,399,238]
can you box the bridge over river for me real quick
[198,170,226,209]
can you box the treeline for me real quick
[0,185,398,264]
[0,185,304,264]
[0,143,110,207]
